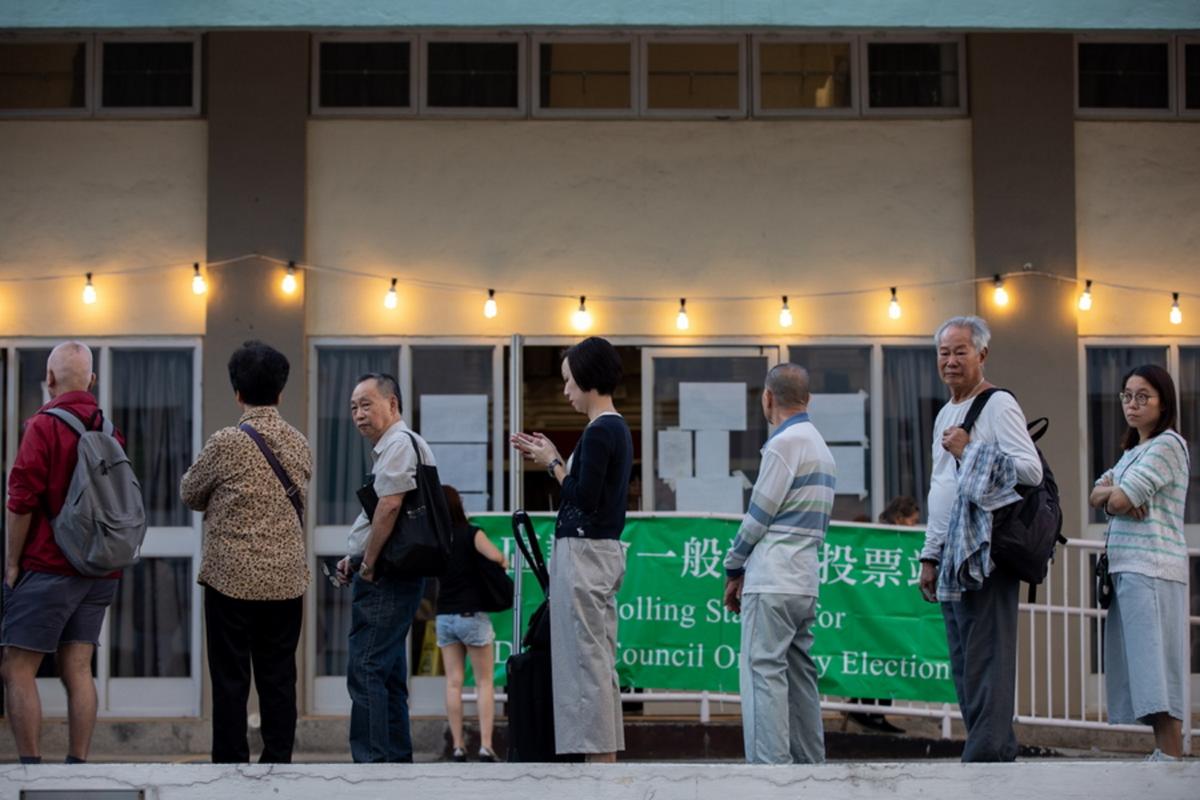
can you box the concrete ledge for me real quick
[1,761,1197,799]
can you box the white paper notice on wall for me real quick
[420,395,488,443]
[807,391,868,444]
[429,443,488,493]
[676,476,745,514]
[657,429,693,479]
[694,430,730,478]
[679,383,747,431]
[829,445,867,499]
[461,493,489,513]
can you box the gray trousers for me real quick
[739,592,825,764]
[940,568,1020,762]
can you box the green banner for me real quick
[471,515,955,703]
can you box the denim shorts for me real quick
[435,613,495,648]
[0,572,118,653]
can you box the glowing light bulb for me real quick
[483,289,498,319]
[676,298,689,331]
[191,263,207,295]
[779,296,793,328]
[1077,280,1092,311]
[281,262,298,295]
[888,287,901,320]
[572,296,592,331]
[1170,292,1182,325]
[82,272,97,305]
[992,275,1009,307]
[384,278,398,309]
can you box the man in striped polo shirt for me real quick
[723,363,837,764]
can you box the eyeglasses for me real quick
[1118,391,1156,407]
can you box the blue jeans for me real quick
[347,571,425,763]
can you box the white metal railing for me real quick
[473,538,1197,754]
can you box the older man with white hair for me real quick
[917,316,1042,762]
[1,342,124,764]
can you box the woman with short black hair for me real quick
[511,336,633,762]
[181,340,312,764]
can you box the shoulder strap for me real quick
[960,387,1012,434]
[1027,417,1049,444]
[43,407,87,436]
[403,431,426,467]
[240,423,304,529]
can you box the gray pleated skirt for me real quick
[549,536,626,754]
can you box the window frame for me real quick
[310,32,419,117]
[1,336,203,717]
[417,32,527,118]
[751,33,860,118]
[638,33,748,120]
[1074,34,1177,120]
[859,32,968,118]
[1178,34,1200,118]
[0,33,94,118]
[94,32,202,118]
[530,32,638,119]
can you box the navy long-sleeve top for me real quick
[555,413,633,540]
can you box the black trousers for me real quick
[204,586,304,763]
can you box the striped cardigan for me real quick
[1098,430,1190,584]
[724,412,837,597]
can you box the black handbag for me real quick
[475,548,514,612]
[356,431,453,578]
[1095,552,1114,610]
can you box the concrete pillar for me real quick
[204,31,309,438]
[969,33,1080,539]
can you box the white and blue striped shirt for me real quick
[724,412,837,597]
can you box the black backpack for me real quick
[960,388,1066,601]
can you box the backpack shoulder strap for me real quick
[960,387,1008,434]
[42,407,88,437]
[1027,417,1050,443]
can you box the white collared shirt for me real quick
[346,419,437,556]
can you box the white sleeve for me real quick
[989,394,1043,486]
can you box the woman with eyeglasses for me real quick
[1088,364,1190,762]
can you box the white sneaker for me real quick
[1145,749,1179,762]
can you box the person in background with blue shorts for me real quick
[435,485,509,762]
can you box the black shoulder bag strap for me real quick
[959,387,1007,435]
[240,423,304,529]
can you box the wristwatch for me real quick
[547,458,563,475]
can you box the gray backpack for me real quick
[42,408,147,576]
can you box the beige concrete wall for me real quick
[306,120,976,338]
[1076,122,1200,337]
[0,121,208,336]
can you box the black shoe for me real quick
[478,746,496,762]
[451,747,467,762]
[853,713,905,734]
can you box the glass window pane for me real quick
[319,41,410,108]
[882,347,945,521]
[1078,42,1170,109]
[759,42,851,110]
[539,42,632,110]
[102,41,194,108]
[426,42,519,108]
[790,347,871,521]
[646,42,741,110]
[0,42,86,110]
[315,555,351,676]
[317,348,399,526]
[17,347,101,444]
[1178,348,1200,525]
[111,349,194,527]
[1186,43,1199,110]
[868,42,960,109]
[412,346,495,511]
[109,557,192,677]
[650,355,770,512]
[1085,346,1169,523]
